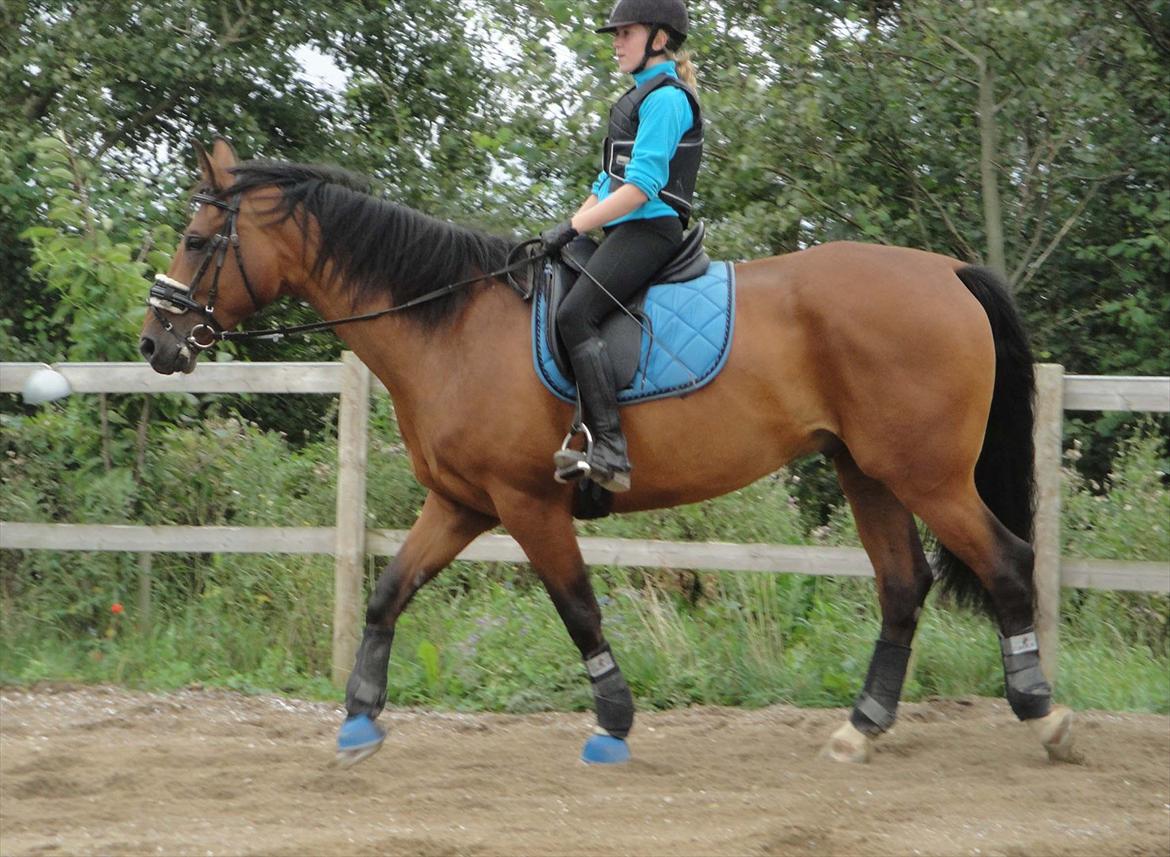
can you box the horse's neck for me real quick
[297,278,527,411]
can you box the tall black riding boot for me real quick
[564,339,631,492]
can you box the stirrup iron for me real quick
[554,424,593,483]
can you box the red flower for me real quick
[110,603,124,615]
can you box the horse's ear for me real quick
[211,136,239,168]
[193,139,217,189]
[193,136,237,191]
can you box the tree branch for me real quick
[907,11,982,67]
[93,7,253,160]
[1010,190,1052,284]
[870,49,977,87]
[1120,0,1170,59]
[1013,127,1078,273]
[825,106,979,259]
[766,166,870,234]
[22,88,58,122]
[1014,176,1122,291]
[56,130,96,240]
[95,90,186,160]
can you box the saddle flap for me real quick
[542,222,710,390]
[598,311,644,390]
[654,222,709,284]
[544,236,598,381]
[561,235,599,273]
[542,259,644,389]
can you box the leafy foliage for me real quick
[1,406,1166,712]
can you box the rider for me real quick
[541,0,703,493]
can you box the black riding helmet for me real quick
[596,0,689,72]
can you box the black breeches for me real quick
[556,216,683,352]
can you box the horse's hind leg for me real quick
[906,480,1077,762]
[496,495,635,764]
[823,450,934,763]
[337,491,497,766]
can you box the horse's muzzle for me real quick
[139,332,196,375]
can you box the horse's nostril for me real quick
[139,337,155,359]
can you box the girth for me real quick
[543,222,710,386]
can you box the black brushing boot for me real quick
[554,339,632,492]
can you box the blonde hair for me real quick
[668,48,698,90]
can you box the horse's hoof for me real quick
[822,721,872,763]
[335,714,386,768]
[1028,705,1081,763]
[581,733,630,765]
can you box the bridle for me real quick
[148,191,263,352]
[148,190,541,350]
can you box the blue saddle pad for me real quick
[532,261,735,405]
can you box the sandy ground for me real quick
[0,685,1167,857]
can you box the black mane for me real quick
[225,161,515,327]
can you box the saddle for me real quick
[542,222,711,387]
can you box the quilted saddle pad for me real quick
[532,261,736,405]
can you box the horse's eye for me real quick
[185,234,208,251]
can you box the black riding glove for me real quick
[540,219,578,255]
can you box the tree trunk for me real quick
[977,57,1007,280]
[133,396,152,484]
[99,393,113,472]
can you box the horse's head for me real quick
[139,139,286,374]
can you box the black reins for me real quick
[149,190,542,350]
[217,240,540,345]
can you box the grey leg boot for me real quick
[555,339,631,492]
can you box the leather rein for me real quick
[148,191,541,351]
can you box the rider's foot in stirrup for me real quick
[553,448,590,483]
[588,433,632,492]
[552,448,631,492]
[594,466,631,493]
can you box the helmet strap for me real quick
[633,25,667,73]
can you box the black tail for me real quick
[935,265,1037,612]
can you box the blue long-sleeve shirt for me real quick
[590,61,694,227]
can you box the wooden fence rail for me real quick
[2,360,1168,686]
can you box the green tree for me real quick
[1,0,507,361]
[2,0,1165,472]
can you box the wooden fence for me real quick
[2,358,1167,686]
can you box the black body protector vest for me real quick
[603,75,703,225]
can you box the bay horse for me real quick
[139,139,1076,767]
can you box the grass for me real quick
[1,405,1167,715]
[2,563,1166,715]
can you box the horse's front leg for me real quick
[337,490,496,766]
[498,494,635,764]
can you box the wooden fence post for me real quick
[1032,363,1064,684]
[137,552,153,632]
[332,352,370,687]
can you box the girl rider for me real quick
[541,0,702,493]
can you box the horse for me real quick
[139,138,1076,767]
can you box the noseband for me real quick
[148,191,262,351]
